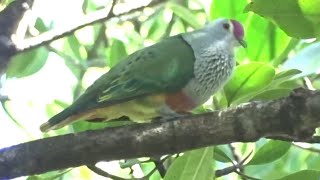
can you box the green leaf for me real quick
[224,62,275,105]
[212,90,228,110]
[66,35,86,61]
[147,18,162,38]
[252,88,292,101]
[140,9,168,41]
[277,170,320,180]
[164,147,214,180]
[250,69,301,101]
[34,18,50,33]
[242,16,291,62]
[273,69,302,82]
[140,160,162,180]
[210,0,247,20]
[278,80,301,89]
[171,18,186,35]
[62,55,83,80]
[27,169,71,180]
[109,39,128,67]
[167,3,202,29]
[244,0,320,38]
[299,0,320,24]
[82,0,100,13]
[214,147,233,163]
[7,47,48,78]
[247,140,291,165]
[144,9,167,39]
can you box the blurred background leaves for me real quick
[1,0,320,179]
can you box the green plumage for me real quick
[41,35,196,131]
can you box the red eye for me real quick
[223,23,230,30]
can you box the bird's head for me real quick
[204,18,247,48]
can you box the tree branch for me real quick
[215,151,252,177]
[0,0,34,75]
[14,0,168,54]
[0,0,169,76]
[1,88,320,179]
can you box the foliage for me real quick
[244,0,320,38]
[1,0,320,179]
[164,147,214,180]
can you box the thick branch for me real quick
[0,0,33,75]
[1,89,320,179]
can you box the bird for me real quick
[40,18,246,132]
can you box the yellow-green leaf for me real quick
[167,3,202,29]
[278,170,320,180]
[247,140,291,165]
[109,39,128,67]
[224,62,275,105]
[244,0,320,38]
[7,47,48,78]
[164,147,214,180]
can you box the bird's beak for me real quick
[237,38,247,48]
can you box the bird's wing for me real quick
[74,35,196,111]
[40,35,196,132]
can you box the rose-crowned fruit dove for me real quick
[40,18,246,132]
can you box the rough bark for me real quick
[0,0,34,75]
[0,88,320,179]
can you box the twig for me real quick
[88,155,171,179]
[228,144,246,180]
[45,45,87,99]
[87,163,158,180]
[86,25,108,60]
[233,151,260,180]
[15,0,169,54]
[234,171,261,180]
[45,46,82,68]
[215,151,252,177]
[161,15,176,39]
[228,144,240,163]
[215,165,236,177]
[142,166,158,179]
[150,156,166,178]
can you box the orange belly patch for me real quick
[165,91,197,112]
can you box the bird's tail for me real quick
[40,106,84,132]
